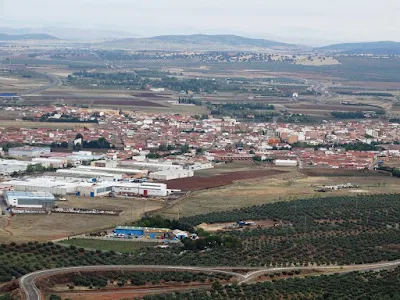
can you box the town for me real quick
[1,3,400,297]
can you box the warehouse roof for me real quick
[9,146,50,151]
[77,166,148,174]
[5,191,55,199]
[115,226,171,232]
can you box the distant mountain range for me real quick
[150,34,293,48]
[0,28,399,54]
[0,27,137,40]
[0,33,58,41]
[102,34,302,51]
[318,41,400,54]
[103,35,400,54]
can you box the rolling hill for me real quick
[150,34,293,48]
[0,33,58,41]
[0,27,137,40]
[103,34,301,51]
[319,41,400,54]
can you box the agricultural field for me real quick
[161,168,399,219]
[58,238,157,253]
[0,196,162,243]
[141,267,400,300]
[1,194,399,287]
[0,120,99,129]
[179,194,400,266]
[40,270,233,291]
[165,169,285,191]
[0,69,49,94]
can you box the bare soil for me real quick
[0,196,162,243]
[197,219,276,232]
[164,169,286,191]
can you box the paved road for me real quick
[20,73,62,96]
[20,260,400,300]
[19,265,245,300]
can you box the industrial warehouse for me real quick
[0,176,175,197]
[113,226,192,241]
[5,191,56,208]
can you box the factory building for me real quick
[75,183,114,197]
[5,191,56,208]
[112,182,169,197]
[91,160,118,168]
[67,151,104,166]
[32,157,68,169]
[185,163,214,171]
[274,159,298,167]
[119,161,182,171]
[56,169,123,181]
[76,166,148,176]
[8,146,51,158]
[149,170,194,181]
[0,159,32,175]
[0,178,82,195]
[113,226,172,239]
[0,177,174,197]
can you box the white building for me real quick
[0,159,32,175]
[274,159,298,167]
[32,157,67,169]
[56,169,123,181]
[8,146,51,158]
[76,166,148,176]
[120,161,183,171]
[0,178,78,195]
[185,163,214,171]
[112,182,170,197]
[0,176,174,197]
[5,191,56,208]
[149,170,194,181]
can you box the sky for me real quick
[1,0,400,45]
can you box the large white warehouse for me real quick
[0,177,174,197]
[8,146,51,158]
[56,169,123,181]
[5,191,56,208]
[76,166,148,176]
[0,159,32,175]
[113,182,169,197]
[119,161,182,171]
[149,170,194,181]
[274,159,298,167]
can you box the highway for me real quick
[20,260,400,300]
[20,72,62,96]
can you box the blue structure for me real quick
[113,226,171,239]
[0,93,17,97]
[114,226,145,236]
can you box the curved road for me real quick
[20,260,400,300]
[21,72,62,96]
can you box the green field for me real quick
[59,238,159,253]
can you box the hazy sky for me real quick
[1,0,400,45]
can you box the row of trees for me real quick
[142,267,400,299]
[1,192,400,283]
[69,271,231,288]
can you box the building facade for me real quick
[5,191,56,208]
[8,147,51,158]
